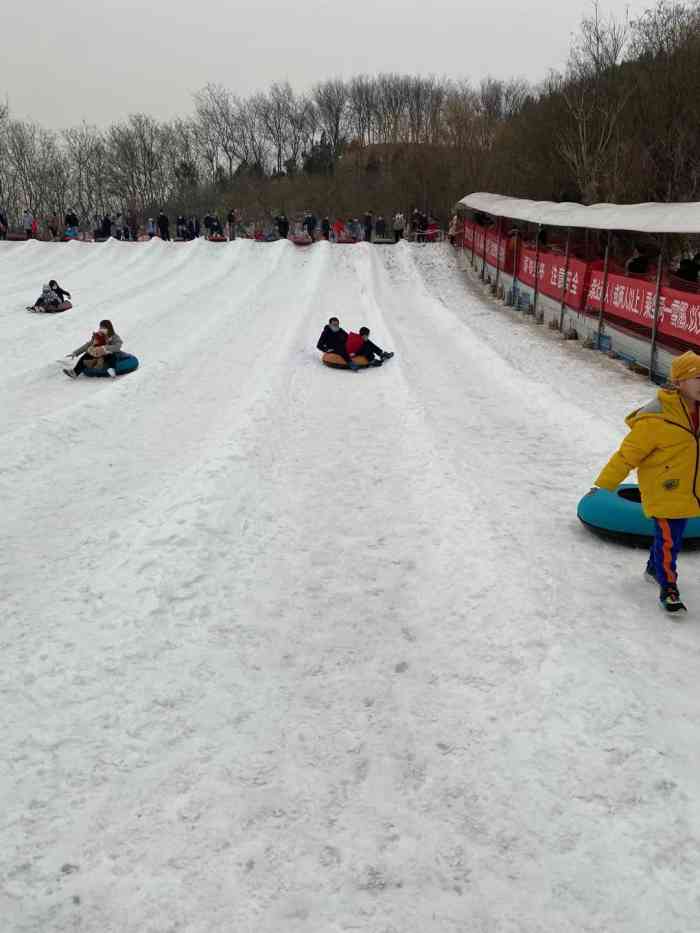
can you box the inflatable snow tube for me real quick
[208,234,226,242]
[321,352,370,369]
[30,301,72,313]
[577,483,700,549]
[82,352,139,377]
[291,234,313,246]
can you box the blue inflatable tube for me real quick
[577,483,700,548]
[82,352,139,377]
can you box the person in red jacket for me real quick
[346,326,394,366]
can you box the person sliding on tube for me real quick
[29,282,64,312]
[346,326,394,366]
[63,319,123,378]
[317,317,359,370]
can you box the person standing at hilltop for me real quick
[157,211,170,241]
[363,211,373,243]
[23,209,34,239]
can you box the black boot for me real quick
[660,583,687,613]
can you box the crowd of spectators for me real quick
[0,205,444,245]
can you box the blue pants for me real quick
[649,518,688,585]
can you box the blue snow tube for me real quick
[577,483,700,548]
[82,352,139,377]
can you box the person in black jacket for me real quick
[48,279,72,303]
[321,217,330,240]
[157,211,170,240]
[363,211,373,243]
[625,245,649,275]
[677,258,699,283]
[303,212,317,239]
[316,317,358,369]
[277,214,290,238]
[64,209,79,229]
[355,326,393,366]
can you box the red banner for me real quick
[517,247,588,311]
[461,218,700,349]
[587,272,700,347]
[463,223,513,273]
[484,231,515,274]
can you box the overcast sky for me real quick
[4,0,648,129]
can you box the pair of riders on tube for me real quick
[317,317,393,370]
[31,279,72,312]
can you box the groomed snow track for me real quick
[2,238,700,932]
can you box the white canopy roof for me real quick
[458,192,700,234]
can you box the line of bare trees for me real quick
[0,73,526,227]
[2,1,700,229]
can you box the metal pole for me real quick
[511,227,520,300]
[649,235,667,382]
[532,224,542,316]
[558,227,572,332]
[596,231,611,348]
[494,217,502,295]
[480,220,488,281]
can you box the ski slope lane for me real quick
[1,240,700,933]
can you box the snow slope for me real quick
[2,239,700,933]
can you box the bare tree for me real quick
[194,84,242,181]
[628,0,700,199]
[348,76,379,146]
[255,83,294,175]
[313,79,349,160]
[63,124,108,221]
[557,2,631,202]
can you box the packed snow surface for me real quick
[2,239,700,933]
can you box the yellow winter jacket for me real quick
[595,389,700,519]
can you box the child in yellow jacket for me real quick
[595,351,700,613]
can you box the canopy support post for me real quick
[494,217,502,295]
[532,224,542,317]
[558,227,572,333]
[649,235,667,383]
[470,215,476,269]
[511,226,520,302]
[597,231,612,348]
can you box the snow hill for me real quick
[2,239,700,932]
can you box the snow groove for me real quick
[2,240,700,933]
